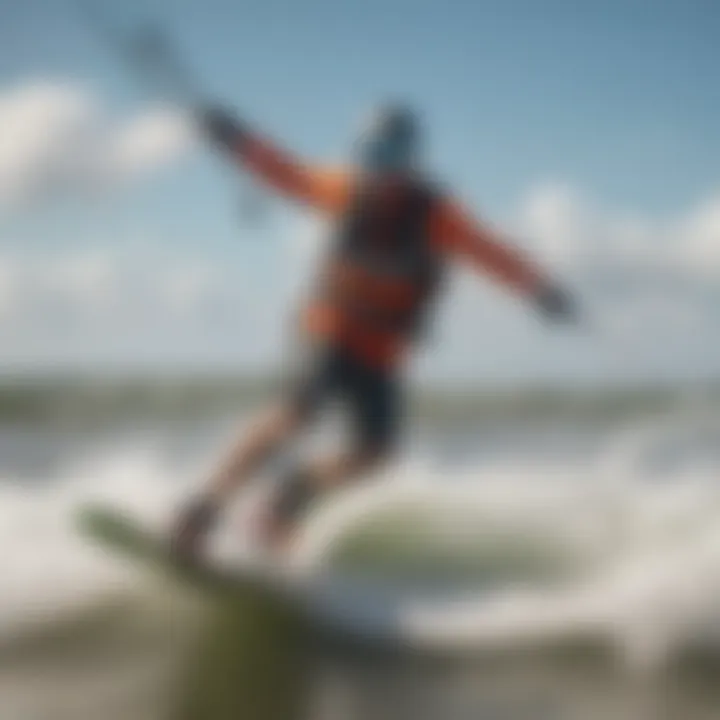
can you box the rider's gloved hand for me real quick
[197,106,248,149]
[534,282,578,324]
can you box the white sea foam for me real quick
[1,412,719,669]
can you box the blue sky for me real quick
[0,0,718,382]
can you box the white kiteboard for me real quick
[75,498,602,654]
[75,504,303,599]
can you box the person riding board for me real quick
[173,102,577,558]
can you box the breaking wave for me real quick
[1,406,720,674]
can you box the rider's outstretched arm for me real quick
[198,106,349,212]
[430,199,576,321]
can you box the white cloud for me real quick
[516,181,720,280]
[106,107,193,178]
[0,80,195,210]
[158,264,218,315]
[0,249,153,319]
[44,253,119,308]
[0,179,717,379]
[0,245,267,368]
[674,196,720,275]
[516,183,596,264]
[0,82,91,206]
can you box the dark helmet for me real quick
[353,103,421,174]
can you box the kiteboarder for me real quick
[172,102,577,556]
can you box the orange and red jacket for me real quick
[225,129,546,370]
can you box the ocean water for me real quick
[1,377,720,720]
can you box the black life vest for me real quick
[319,179,445,341]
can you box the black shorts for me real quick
[287,343,402,454]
